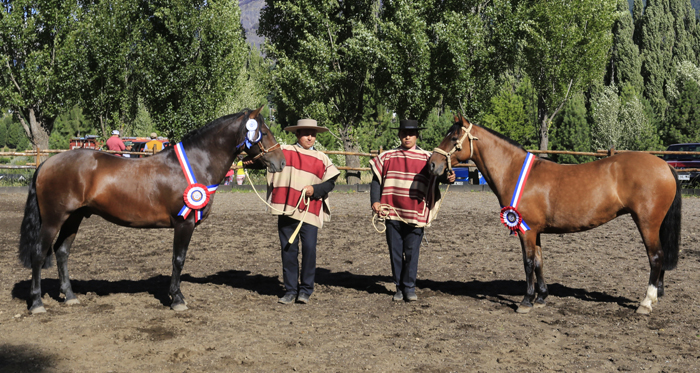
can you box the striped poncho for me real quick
[370,147,442,227]
[267,145,340,228]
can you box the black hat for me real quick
[391,119,425,130]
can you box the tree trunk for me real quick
[539,115,549,154]
[339,128,361,185]
[17,108,51,162]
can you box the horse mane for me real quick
[178,110,249,147]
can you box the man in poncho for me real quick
[370,119,455,302]
[267,119,340,304]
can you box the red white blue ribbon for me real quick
[174,142,218,222]
[501,152,535,234]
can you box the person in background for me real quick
[144,132,164,153]
[106,130,125,156]
[370,119,455,302]
[123,141,134,158]
[267,119,340,305]
[236,156,246,185]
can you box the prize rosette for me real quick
[500,206,522,233]
[183,183,210,210]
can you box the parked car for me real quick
[662,143,700,182]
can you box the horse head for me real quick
[429,115,477,176]
[241,106,286,173]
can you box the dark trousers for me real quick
[385,220,424,291]
[278,215,318,296]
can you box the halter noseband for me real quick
[432,122,478,171]
[249,140,281,162]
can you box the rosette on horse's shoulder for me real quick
[500,206,522,233]
[183,184,211,210]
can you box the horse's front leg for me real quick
[516,231,541,314]
[170,219,195,311]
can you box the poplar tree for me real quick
[609,0,644,93]
[549,93,591,164]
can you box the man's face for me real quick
[399,129,418,149]
[296,129,317,150]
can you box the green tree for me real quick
[481,80,535,147]
[0,115,9,148]
[430,0,515,119]
[6,117,25,149]
[139,0,247,140]
[608,0,644,93]
[518,0,616,152]
[218,46,271,116]
[663,77,700,144]
[421,108,458,151]
[549,93,592,164]
[260,0,382,184]
[71,0,144,138]
[0,0,83,151]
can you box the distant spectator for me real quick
[224,169,235,185]
[236,158,245,185]
[123,141,134,158]
[105,130,125,156]
[144,132,164,153]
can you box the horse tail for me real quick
[660,166,682,271]
[19,163,52,269]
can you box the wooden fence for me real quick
[1,147,699,172]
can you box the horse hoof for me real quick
[30,306,47,314]
[516,305,532,314]
[65,298,80,306]
[171,303,188,312]
[636,305,652,315]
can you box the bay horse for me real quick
[18,107,285,314]
[429,115,681,315]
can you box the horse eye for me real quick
[261,132,267,136]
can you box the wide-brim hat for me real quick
[284,119,329,133]
[390,119,425,130]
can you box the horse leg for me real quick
[54,213,84,305]
[29,225,60,314]
[533,234,548,308]
[170,220,195,311]
[636,223,663,315]
[516,232,538,314]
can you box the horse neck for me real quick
[182,118,245,186]
[470,126,529,205]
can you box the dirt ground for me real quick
[1,189,700,372]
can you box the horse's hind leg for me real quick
[635,222,663,315]
[54,212,84,305]
[29,225,60,313]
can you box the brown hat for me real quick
[283,119,329,133]
[150,132,157,139]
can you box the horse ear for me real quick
[454,114,459,123]
[249,105,265,119]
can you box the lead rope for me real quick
[371,179,452,234]
[244,169,310,243]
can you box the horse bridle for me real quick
[248,139,280,162]
[432,122,479,172]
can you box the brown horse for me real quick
[18,107,286,314]
[429,115,681,315]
